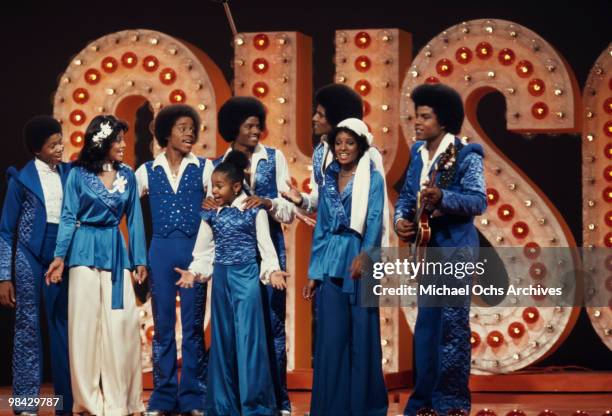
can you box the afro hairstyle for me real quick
[411,83,464,134]
[23,115,62,155]
[154,104,201,147]
[217,96,266,142]
[314,83,363,127]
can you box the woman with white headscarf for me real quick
[304,118,388,415]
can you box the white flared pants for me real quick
[68,266,144,416]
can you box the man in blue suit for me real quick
[0,116,72,415]
[394,84,487,416]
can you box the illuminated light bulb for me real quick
[169,89,186,103]
[277,97,287,104]
[464,75,472,82]
[605,97,612,114]
[198,104,206,111]
[513,353,520,360]
[498,48,515,65]
[354,79,371,96]
[143,55,159,72]
[84,68,102,85]
[252,58,269,74]
[528,79,546,96]
[554,89,564,96]
[337,75,347,83]
[278,118,286,125]
[512,221,529,238]
[410,69,419,78]
[252,81,269,98]
[69,110,86,126]
[604,120,612,137]
[485,25,494,33]
[148,37,159,45]
[496,236,504,243]
[475,42,493,59]
[510,31,518,38]
[61,77,71,84]
[509,183,517,190]
[587,200,596,207]
[470,332,481,348]
[234,36,245,46]
[522,307,539,323]
[253,33,270,50]
[354,31,371,49]
[455,46,472,64]
[587,134,595,141]
[531,102,549,119]
[525,200,532,207]
[121,52,138,68]
[487,71,496,78]
[555,112,565,119]
[72,88,89,104]
[105,88,115,95]
[587,111,595,118]
[425,50,432,58]
[70,131,84,147]
[516,60,534,78]
[436,58,453,76]
[235,59,245,67]
[73,59,83,66]
[354,56,372,72]
[486,330,504,348]
[481,219,489,226]
[524,242,541,260]
[507,87,516,94]
[382,127,390,133]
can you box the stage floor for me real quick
[0,385,610,415]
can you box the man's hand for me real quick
[243,196,272,210]
[0,281,15,308]
[296,211,316,227]
[420,185,442,207]
[395,219,416,242]
[281,179,304,206]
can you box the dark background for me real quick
[0,0,610,384]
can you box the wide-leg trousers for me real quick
[310,278,388,416]
[68,266,144,416]
[205,262,276,416]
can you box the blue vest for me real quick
[214,147,287,269]
[145,158,206,238]
[202,207,259,265]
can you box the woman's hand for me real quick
[243,196,272,210]
[46,257,65,285]
[302,280,317,300]
[133,265,148,284]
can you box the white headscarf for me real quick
[336,118,390,246]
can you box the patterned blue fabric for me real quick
[202,207,259,265]
[12,246,39,401]
[0,160,73,413]
[394,137,486,249]
[312,142,327,187]
[396,137,485,416]
[145,159,206,238]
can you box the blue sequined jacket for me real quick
[0,160,71,280]
[394,137,487,249]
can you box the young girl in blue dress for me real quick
[305,118,389,416]
[175,150,289,416]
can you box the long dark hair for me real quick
[74,114,128,173]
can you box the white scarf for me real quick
[336,118,390,246]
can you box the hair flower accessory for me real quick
[92,121,113,147]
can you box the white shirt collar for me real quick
[152,151,200,169]
[223,143,268,161]
[418,133,455,157]
[217,191,248,213]
[34,157,58,173]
